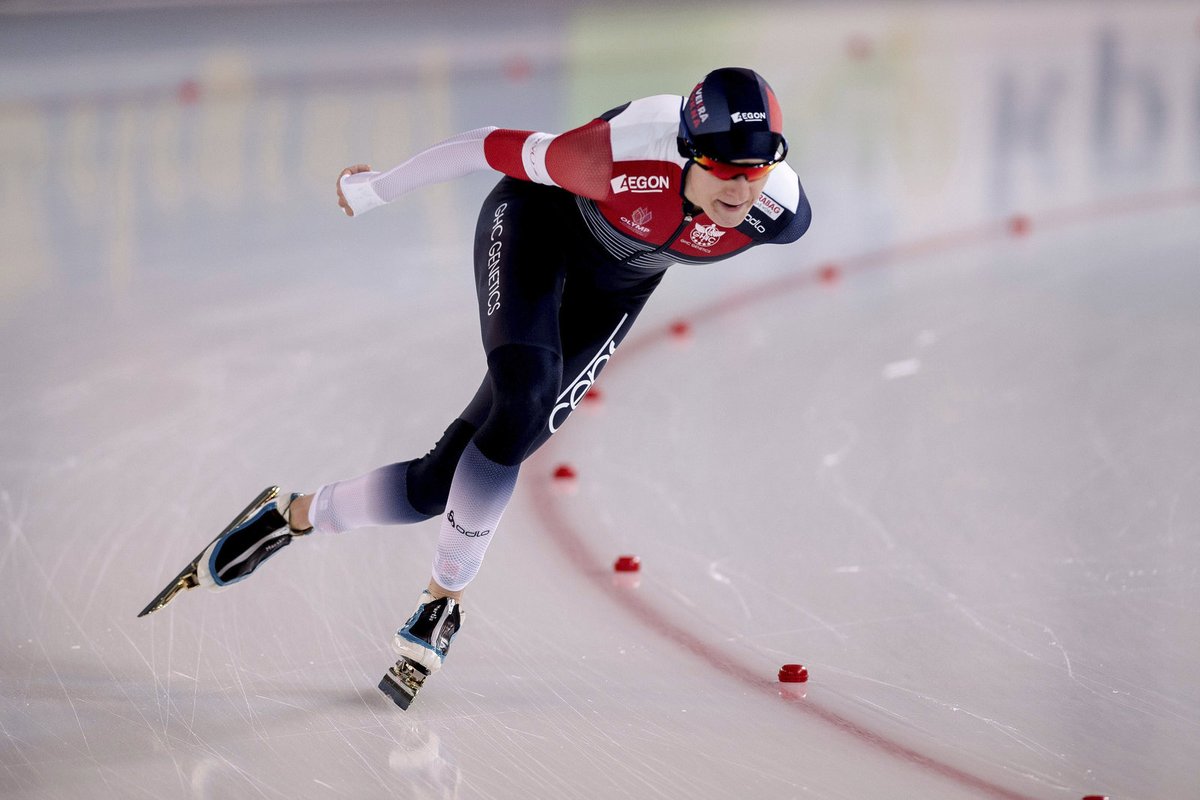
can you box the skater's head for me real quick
[678,67,787,180]
[678,67,788,229]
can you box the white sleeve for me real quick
[338,126,498,216]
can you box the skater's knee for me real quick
[408,419,477,516]
[475,344,561,464]
[487,343,561,395]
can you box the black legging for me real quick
[405,178,667,514]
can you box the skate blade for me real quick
[378,658,430,710]
[136,571,199,618]
[137,486,279,618]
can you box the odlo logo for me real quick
[730,111,768,123]
[447,510,490,538]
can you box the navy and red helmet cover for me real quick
[679,67,785,163]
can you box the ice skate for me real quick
[137,486,312,617]
[378,591,462,709]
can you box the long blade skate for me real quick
[378,657,431,710]
[137,487,279,617]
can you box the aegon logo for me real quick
[611,174,670,194]
[730,111,768,123]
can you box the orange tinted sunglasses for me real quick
[686,138,788,181]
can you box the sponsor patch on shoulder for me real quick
[753,193,784,220]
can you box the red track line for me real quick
[528,478,1036,800]
[525,186,1200,799]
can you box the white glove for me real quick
[338,171,385,216]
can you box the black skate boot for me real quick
[138,487,312,617]
[378,591,462,710]
[194,488,312,589]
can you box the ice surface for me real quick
[2,2,1199,798]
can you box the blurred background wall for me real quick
[2,1,1197,312]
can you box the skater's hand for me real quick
[337,164,373,217]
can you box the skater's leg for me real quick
[292,369,494,534]
[387,345,558,695]
[305,415,480,534]
[307,463,430,533]
[514,269,666,459]
[417,179,568,596]
[429,343,560,593]
[473,344,562,466]
[182,403,487,599]
[384,179,570,697]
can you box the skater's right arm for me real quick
[336,121,616,217]
[337,126,498,217]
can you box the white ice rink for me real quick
[2,2,1199,798]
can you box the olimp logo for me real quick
[447,510,490,538]
[620,206,653,235]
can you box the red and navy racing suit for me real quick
[399,94,812,516]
